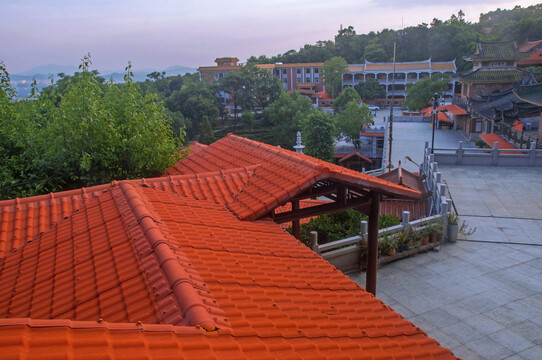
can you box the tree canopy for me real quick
[333,87,360,114]
[301,111,335,162]
[263,91,313,149]
[335,101,373,149]
[244,5,542,73]
[355,78,386,100]
[323,56,348,99]
[403,75,451,111]
[0,56,181,200]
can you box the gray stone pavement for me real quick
[349,119,542,359]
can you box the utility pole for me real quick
[388,41,396,171]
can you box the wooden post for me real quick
[292,200,300,239]
[365,192,381,296]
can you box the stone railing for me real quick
[430,141,542,167]
[313,210,450,273]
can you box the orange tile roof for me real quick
[337,149,373,164]
[314,90,334,101]
[479,133,517,154]
[438,112,452,123]
[519,39,542,52]
[365,61,431,72]
[440,104,467,115]
[165,134,421,221]
[0,168,255,257]
[0,179,455,358]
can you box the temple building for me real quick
[342,59,457,100]
[458,41,531,99]
[198,57,457,107]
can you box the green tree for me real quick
[403,75,450,111]
[333,87,360,113]
[335,101,372,149]
[0,56,181,199]
[301,111,335,161]
[363,41,388,62]
[263,91,313,149]
[323,56,348,99]
[166,76,220,138]
[199,116,216,145]
[218,71,244,122]
[354,78,386,100]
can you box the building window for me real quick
[282,69,287,74]
[306,77,311,83]
[314,76,319,83]
[274,69,280,75]
[297,68,301,74]
[314,68,319,74]
[306,68,311,74]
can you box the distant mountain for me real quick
[16,64,78,77]
[164,65,197,75]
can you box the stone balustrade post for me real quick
[529,142,537,167]
[492,141,499,166]
[457,141,464,165]
[310,231,319,254]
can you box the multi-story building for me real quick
[342,59,457,99]
[198,57,457,105]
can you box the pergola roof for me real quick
[165,134,421,222]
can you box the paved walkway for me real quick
[349,120,542,359]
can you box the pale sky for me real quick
[1,0,540,73]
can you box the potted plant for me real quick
[426,221,443,243]
[419,227,431,245]
[379,234,397,256]
[447,213,459,243]
[396,230,409,252]
[408,229,422,248]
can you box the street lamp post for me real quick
[431,93,439,154]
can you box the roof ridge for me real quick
[117,182,218,332]
[225,133,323,171]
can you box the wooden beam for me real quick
[366,192,381,296]
[292,200,300,239]
[273,195,371,223]
[291,183,337,201]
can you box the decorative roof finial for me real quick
[293,131,305,154]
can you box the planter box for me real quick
[448,224,459,243]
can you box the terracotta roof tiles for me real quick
[165,134,421,221]
[0,134,456,358]
[0,168,255,257]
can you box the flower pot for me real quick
[422,236,429,245]
[448,224,459,243]
[385,247,396,256]
[431,233,438,243]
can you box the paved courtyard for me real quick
[349,119,542,359]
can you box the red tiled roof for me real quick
[518,40,542,52]
[0,179,454,358]
[479,133,517,154]
[440,104,467,115]
[314,90,334,101]
[337,149,373,164]
[165,134,421,221]
[0,168,255,257]
[421,104,466,116]
[438,112,452,123]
